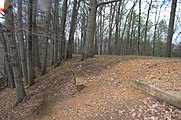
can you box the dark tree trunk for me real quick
[53,0,59,66]
[165,0,177,57]
[137,0,141,54]
[66,0,80,59]
[5,0,26,103]
[41,0,51,75]
[83,0,97,59]
[32,0,41,70]
[59,0,68,62]
[143,0,152,55]
[27,0,34,86]
[0,24,15,88]
[17,0,28,85]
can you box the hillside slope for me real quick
[0,55,181,120]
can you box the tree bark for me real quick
[165,0,177,57]
[137,0,141,54]
[66,0,80,59]
[114,1,122,55]
[0,24,15,88]
[83,0,97,59]
[143,0,152,55]
[32,0,41,70]
[17,0,28,85]
[153,7,161,56]
[53,0,59,66]
[58,0,68,62]
[108,3,116,55]
[41,0,51,75]
[5,0,26,103]
[27,0,34,86]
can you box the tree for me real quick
[59,0,68,62]
[66,0,80,59]
[53,0,59,66]
[41,0,52,74]
[17,0,28,85]
[114,0,122,55]
[108,3,116,55]
[83,0,97,59]
[32,0,41,71]
[143,0,152,55]
[0,24,14,88]
[165,0,177,57]
[4,0,26,103]
[137,0,141,54]
[27,0,34,86]
[83,0,119,59]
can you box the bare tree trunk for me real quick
[108,3,116,55]
[80,3,87,54]
[32,0,41,70]
[53,0,59,66]
[41,0,51,75]
[5,0,26,103]
[27,0,34,86]
[137,0,141,54]
[83,0,97,59]
[66,0,80,59]
[126,5,135,55]
[120,1,137,54]
[130,12,136,54]
[143,0,152,55]
[165,0,177,57]
[114,1,121,55]
[153,7,161,56]
[17,0,28,85]
[58,0,68,63]
[99,6,104,55]
[0,24,15,88]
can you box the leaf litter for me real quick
[0,55,180,120]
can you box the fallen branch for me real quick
[132,80,181,108]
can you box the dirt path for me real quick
[0,55,181,120]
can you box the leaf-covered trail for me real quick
[28,56,181,120]
[0,55,181,120]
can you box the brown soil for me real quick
[0,55,181,120]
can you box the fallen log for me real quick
[132,80,181,108]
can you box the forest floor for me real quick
[0,55,181,120]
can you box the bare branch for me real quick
[97,0,119,8]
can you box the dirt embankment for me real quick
[0,55,180,120]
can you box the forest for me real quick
[0,0,181,119]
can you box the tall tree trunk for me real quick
[0,24,15,88]
[125,9,134,55]
[99,6,103,55]
[17,0,28,85]
[165,0,177,57]
[58,0,68,63]
[120,1,137,54]
[83,0,97,59]
[41,0,51,75]
[153,7,161,56]
[53,0,59,66]
[108,3,116,55]
[32,0,41,70]
[137,0,141,54]
[114,1,121,55]
[130,12,136,54]
[5,0,26,103]
[143,0,152,55]
[27,0,34,86]
[66,0,80,59]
